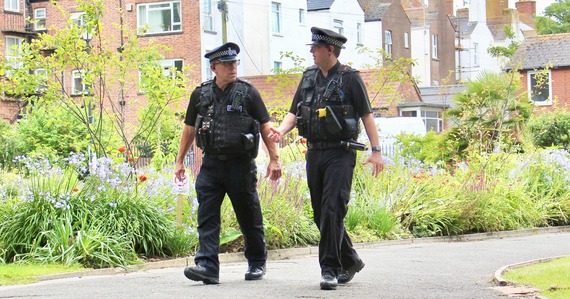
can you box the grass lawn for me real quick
[503,256,570,299]
[0,263,87,286]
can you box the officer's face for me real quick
[211,59,239,88]
[310,44,333,66]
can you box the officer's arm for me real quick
[268,113,297,142]
[260,122,282,180]
[174,125,196,181]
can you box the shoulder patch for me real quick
[236,78,253,86]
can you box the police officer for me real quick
[268,27,384,290]
[175,42,281,284]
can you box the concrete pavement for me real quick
[1,226,569,298]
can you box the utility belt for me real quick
[307,140,368,151]
[204,152,248,161]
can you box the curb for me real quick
[36,225,570,282]
[493,255,568,287]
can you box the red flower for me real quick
[128,157,133,162]
[118,147,126,153]
[302,149,307,154]
[300,139,307,145]
[72,187,79,192]
[139,175,147,182]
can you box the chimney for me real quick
[515,1,536,15]
[456,8,469,18]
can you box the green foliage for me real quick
[445,71,533,155]
[0,119,25,169]
[397,131,456,166]
[526,111,570,150]
[488,25,520,60]
[504,256,570,299]
[536,0,570,35]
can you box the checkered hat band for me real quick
[209,48,237,60]
[313,34,344,47]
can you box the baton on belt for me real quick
[340,141,368,151]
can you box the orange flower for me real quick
[118,147,126,153]
[302,149,307,154]
[139,175,147,182]
[439,147,445,151]
[300,139,307,144]
[72,187,79,192]
[128,157,133,162]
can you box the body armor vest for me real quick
[195,78,260,157]
[296,65,359,142]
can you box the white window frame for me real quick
[71,70,89,95]
[333,19,343,35]
[357,23,363,45]
[271,2,281,34]
[432,34,439,59]
[202,0,214,31]
[473,42,479,66]
[273,61,282,73]
[71,12,93,41]
[421,110,443,133]
[404,32,409,49]
[5,36,23,77]
[4,0,19,12]
[298,8,305,24]
[160,58,183,79]
[34,8,47,31]
[137,1,182,35]
[528,70,552,106]
[384,30,392,56]
[35,69,47,92]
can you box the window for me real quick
[71,70,90,95]
[5,36,23,76]
[421,111,443,132]
[384,31,392,56]
[404,32,409,49]
[357,23,362,45]
[473,43,478,65]
[203,0,213,31]
[34,8,47,31]
[273,61,282,73]
[71,12,92,40]
[35,69,47,92]
[4,0,19,12]
[271,2,281,34]
[160,59,183,78]
[432,34,439,59]
[528,70,552,106]
[298,9,305,24]
[333,19,343,35]
[137,1,182,34]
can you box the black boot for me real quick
[244,264,266,280]
[183,265,219,284]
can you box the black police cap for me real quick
[205,42,240,62]
[307,26,347,49]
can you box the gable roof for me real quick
[510,33,570,70]
[307,0,335,11]
[357,0,391,22]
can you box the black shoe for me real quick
[183,265,219,284]
[320,273,338,290]
[338,259,365,284]
[244,265,266,280]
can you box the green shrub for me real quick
[526,111,570,150]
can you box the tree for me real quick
[536,0,570,35]
[445,71,533,155]
[0,0,195,168]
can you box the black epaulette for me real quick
[236,77,253,86]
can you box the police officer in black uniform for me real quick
[268,27,384,290]
[175,42,281,284]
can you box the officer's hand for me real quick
[266,160,282,181]
[267,127,282,143]
[363,152,384,177]
[174,162,186,182]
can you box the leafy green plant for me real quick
[526,111,570,150]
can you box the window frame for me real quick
[333,19,343,35]
[271,2,281,34]
[34,8,47,31]
[5,36,23,76]
[4,0,20,12]
[404,32,409,49]
[528,70,552,106]
[357,23,363,45]
[137,1,182,35]
[298,8,305,24]
[202,0,214,31]
[384,30,392,56]
[432,34,439,59]
[71,70,90,96]
[473,42,479,66]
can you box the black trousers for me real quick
[194,156,267,274]
[306,147,360,276]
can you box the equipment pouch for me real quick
[325,106,343,135]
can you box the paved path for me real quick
[1,227,569,299]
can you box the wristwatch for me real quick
[371,146,382,152]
